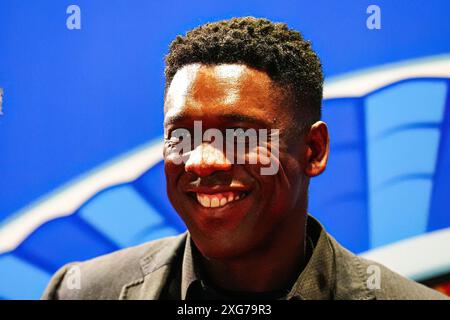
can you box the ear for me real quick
[304,121,329,177]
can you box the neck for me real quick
[200,212,307,293]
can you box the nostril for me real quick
[185,163,224,177]
[183,142,233,177]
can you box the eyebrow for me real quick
[164,113,189,127]
[164,112,269,127]
[219,113,268,127]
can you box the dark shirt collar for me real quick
[180,231,202,300]
[180,214,336,300]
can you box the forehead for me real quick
[164,63,286,126]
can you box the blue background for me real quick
[0,0,449,299]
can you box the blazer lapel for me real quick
[119,232,188,300]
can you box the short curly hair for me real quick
[165,16,323,130]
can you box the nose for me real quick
[185,143,232,177]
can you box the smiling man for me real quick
[42,17,447,300]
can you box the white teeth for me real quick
[196,192,246,208]
[211,198,220,208]
[203,196,211,207]
[196,193,211,207]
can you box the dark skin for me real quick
[164,63,329,293]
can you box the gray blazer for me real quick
[41,227,448,300]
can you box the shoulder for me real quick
[41,233,186,300]
[359,255,447,300]
[328,235,448,300]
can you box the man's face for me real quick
[164,63,311,259]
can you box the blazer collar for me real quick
[119,215,375,300]
[119,233,187,300]
[288,216,375,300]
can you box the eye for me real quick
[166,128,191,144]
[165,136,180,144]
[225,127,258,141]
[226,127,246,137]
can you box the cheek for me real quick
[261,155,304,209]
[164,160,183,194]
[164,144,185,166]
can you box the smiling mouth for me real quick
[190,191,248,208]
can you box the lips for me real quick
[196,191,247,208]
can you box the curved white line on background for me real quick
[1,54,450,256]
[360,227,450,281]
[0,139,165,254]
[324,54,450,99]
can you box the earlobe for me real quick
[304,121,329,177]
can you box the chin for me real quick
[192,235,253,260]
[188,223,269,260]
